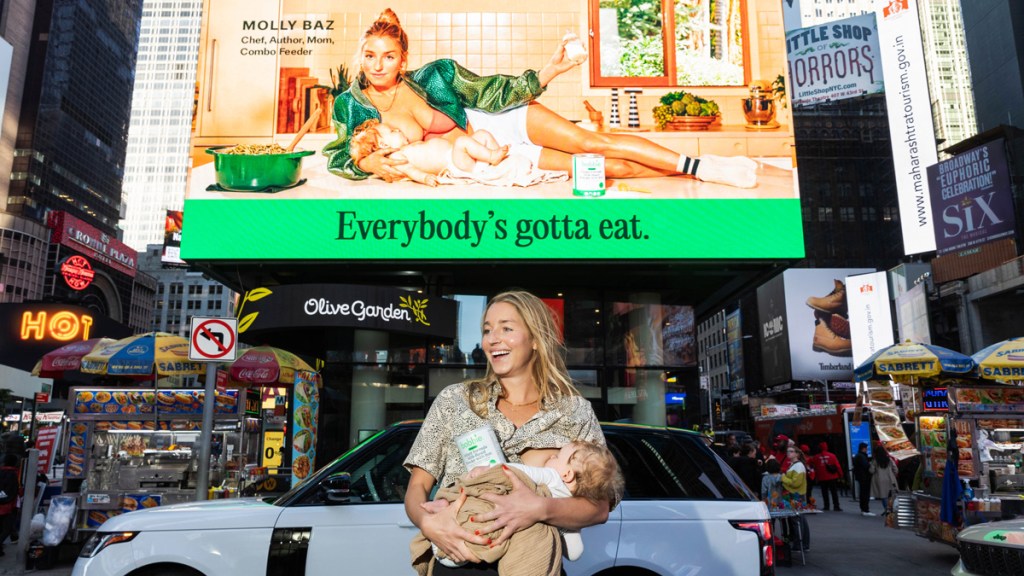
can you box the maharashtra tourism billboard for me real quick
[180,0,803,261]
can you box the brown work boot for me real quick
[806,280,848,314]
[813,318,852,355]
[815,310,851,339]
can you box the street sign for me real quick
[34,392,50,403]
[189,317,238,362]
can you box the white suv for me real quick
[74,422,773,576]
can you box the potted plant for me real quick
[653,91,720,131]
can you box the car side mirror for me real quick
[322,472,352,504]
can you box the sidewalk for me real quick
[0,543,75,576]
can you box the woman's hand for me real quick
[419,490,487,564]
[538,39,581,87]
[357,149,408,182]
[474,466,548,546]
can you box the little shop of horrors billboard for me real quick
[180,0,804,262]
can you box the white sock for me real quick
[676,155,700,176]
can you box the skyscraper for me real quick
[5,0,143,235]
[120,0,203,250]
[960,0,1024,131]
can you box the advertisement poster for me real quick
[181,1,803,262]
[786,13,884,107]
[846,271,895,367]
[866,379,918,460]
[35,425,61,475]
[291,371,320,487]
[757,274,791,386]
[875,0,939,255]
[781,268,873,381]
[725,310,745,391]
[927,139,1016,255]
[607,303,695,369]
[162,210,185,265]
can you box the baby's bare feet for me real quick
[490,145,510,165]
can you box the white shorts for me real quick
[465,106,542,166]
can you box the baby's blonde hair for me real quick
[349,119,385,164]
[568,441,625,511]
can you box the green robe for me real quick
[323,59,546,180]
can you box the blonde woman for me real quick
[404,291,608,575]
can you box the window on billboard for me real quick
[589,0,749,87]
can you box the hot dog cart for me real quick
[62,386,254,540]
[908,383,1024,546]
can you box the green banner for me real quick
[181,198,804,260]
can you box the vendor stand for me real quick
[62,385,252,541]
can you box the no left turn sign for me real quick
[189,317,238,361]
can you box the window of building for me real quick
[817,207,833,222]
[588,0,749,87]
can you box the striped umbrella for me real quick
[972,337,1024,382]
[81,332,204,377]
[31,337,116,378]
[854,341,975,382]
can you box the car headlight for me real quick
[80,532,138,558]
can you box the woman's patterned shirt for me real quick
[404,381,603,488]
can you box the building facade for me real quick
[120,0,203,250]
[137,244,235,337]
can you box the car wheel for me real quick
[134,565,205,576]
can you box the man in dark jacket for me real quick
[852,442,874,516]
[813,441,843,511]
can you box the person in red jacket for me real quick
[812,441,843,511]
[771,434,791,470]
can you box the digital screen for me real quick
[180,2,803,262]
[923,387,949,412]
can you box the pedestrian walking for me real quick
[853,442,874,516]
[813,441,843,511]
[870,444,899,515]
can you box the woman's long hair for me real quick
[467,291,579,417]
[353,8,409,85]
[873,444,891,468]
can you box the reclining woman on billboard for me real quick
[323,8,757,188]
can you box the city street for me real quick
[0,498,964,576]
[781,501,960,576]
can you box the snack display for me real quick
[72,387,240,417]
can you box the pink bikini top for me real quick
[424,109,457,140]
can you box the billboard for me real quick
[928,139,1016,256]
[180,1,803,262]
[845,271,895,366]
[725,310,745,390]
[786,13,884,107]
[162,210,185,266]
[757,274,791,386]
[875,0,939,255]
[758,268,875,385]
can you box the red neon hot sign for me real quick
[61,255,95,290]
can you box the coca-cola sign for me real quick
[235,367,277,380]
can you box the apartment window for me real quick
[817,207,833,222]
[589,0,749,87]
[882,207,900,222]
[840,207,856,222]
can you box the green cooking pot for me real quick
[206,148,315,191]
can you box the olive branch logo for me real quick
[399,295,430,326]
[236,287,273,333]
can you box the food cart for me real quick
[62,386,255,541]
[908,381,1024,546]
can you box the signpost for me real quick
[188,317,238,500]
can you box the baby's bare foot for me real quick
[490,145,510,165]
